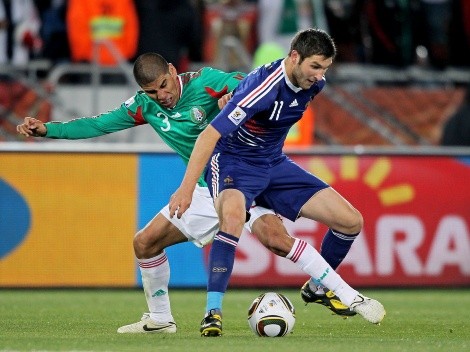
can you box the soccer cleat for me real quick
[200,309,223,337]
[300,281,357,317]
[350,294,386,324]
[117,313,177,333]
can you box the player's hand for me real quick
[168,186,194,219]
[17,117,47,137]
[218,92,233,109]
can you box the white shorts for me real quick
[160,185,274,247]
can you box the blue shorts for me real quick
[205,152,329,221]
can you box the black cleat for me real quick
[300,281,357,317]
[200,309,223,337]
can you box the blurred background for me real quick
[0,0,469,289]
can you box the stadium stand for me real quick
[1,60,469,146]
[313,85,466,146]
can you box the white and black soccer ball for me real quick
[247,292,296,337]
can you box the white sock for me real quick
[138,252,174,323]
[286,238,358,306]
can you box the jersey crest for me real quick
[190,106,207,126]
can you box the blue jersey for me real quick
[211,59,325,163]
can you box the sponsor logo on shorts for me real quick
[224,175,233,186]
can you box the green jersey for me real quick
[45,67,246,186]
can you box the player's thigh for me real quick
[138,212,188,250]
[261,157,329,221]
[160,185,220,247]
[214,188,247,235]
[300,187,362,231]
[246,205,275,232]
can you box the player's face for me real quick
[140,64,180,108]
[290,51,333,90]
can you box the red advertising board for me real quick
[221,155,470,287]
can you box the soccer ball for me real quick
[247,292,296,337]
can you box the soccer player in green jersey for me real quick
[18,53,370,335]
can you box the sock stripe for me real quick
[290,239,307,263]
[331,229,358,241]
[214,233,238,247]
[138,255,168,268]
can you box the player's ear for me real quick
[168,63,178,77]
[290,50,300,65]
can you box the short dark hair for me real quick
[289,28,336,63]
[133,53,170,86]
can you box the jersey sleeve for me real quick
[210,66,278,136]
[45,94,147,139]
[198,67,246,99]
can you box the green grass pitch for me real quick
[0,288,469,351]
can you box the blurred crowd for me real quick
[0,0,469,74]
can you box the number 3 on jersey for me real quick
[157,112,171,132]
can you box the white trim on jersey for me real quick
[237,126,266,146]
[281,60,303,92]
[238,65,283,108]
[177,75,183,101]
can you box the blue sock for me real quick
[205,231,239,312]
[320,228,358,270]
[206,292,224,314]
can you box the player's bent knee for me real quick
[329,207,363,235]
[353,210,364,232]
[133,232,147,258]
[133,230,162,259]
[340,209,363,234]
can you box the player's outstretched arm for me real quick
[169,125,221,219]
[17,117,47,137]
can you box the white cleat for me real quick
[350,294,386,324]
[117,313,177,333]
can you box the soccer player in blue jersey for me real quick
[169,29,386,336]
